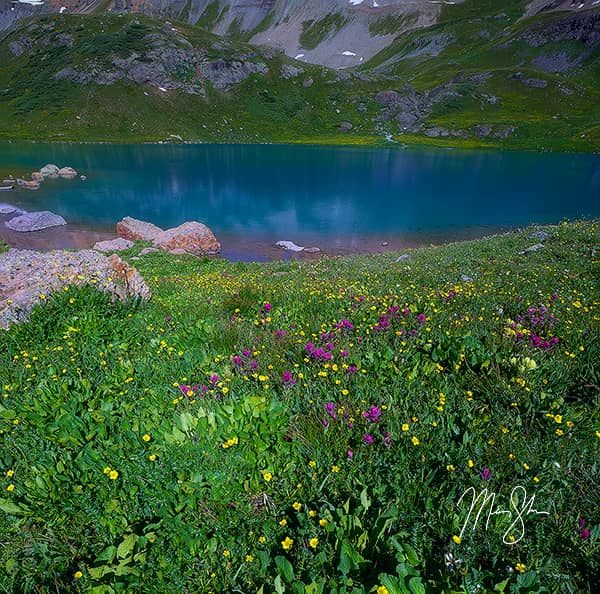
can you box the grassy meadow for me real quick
[0,221,598,593]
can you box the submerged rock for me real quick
[117,216,164,241]
[152,221,220,256]
[5,211,67,232]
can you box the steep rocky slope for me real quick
[2,0,599,67]
[0,2,598,150]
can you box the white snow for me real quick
[158,87,167,92]
[342,51,357,56]
[295,53,305,60]
[59,7,66,13]
[348,0,364,5]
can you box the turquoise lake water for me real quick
[1,143,599,260]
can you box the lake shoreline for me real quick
[0,212,526,263]
[1,137,599,156]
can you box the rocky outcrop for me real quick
[0,249,151,330]
[276,240,304,252]
[94,238,134,252]
[5,211,67,232]
[152,221,220,256]
[58,166,78,179]
[117,216,164,241]
[0,204,25,215]
[40,164,60,178]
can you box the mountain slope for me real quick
[0,4,598,150]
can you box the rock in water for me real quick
[93,238,134,252]
[58,166,78,179]
[276,241,305,252]
[5,211,67,232]
[0,204,25,215]
[31,172,44,181]
[117,216,164,241]
[152,221,220,256]
[40,164,60,178]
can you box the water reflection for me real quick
[1,144,598,249]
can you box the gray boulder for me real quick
[529,230,550,242]
[0,204,25,215]
[40,164,60,178]
[93,238,134,253]
[5,211,67,232]
[276,241,304,252]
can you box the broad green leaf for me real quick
[117,534,137,559]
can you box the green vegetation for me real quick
[1,221,599,593]
[0,3,598,150]
[196,0,226,30]
[299,14,348,51]
[368,14,419,37]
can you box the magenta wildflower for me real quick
[363,406,382,423]
[263,303,272,312]
[480,468,492,481]
[581,529,590,540]
[363,434,374,445]
[347,449,353,459]
[579,518,586,528]
[384,431,392,447]
[418,313,426,324]
[282,371,296,387]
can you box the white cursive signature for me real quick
[457,485,549,544]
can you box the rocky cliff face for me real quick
[2,0,599,67]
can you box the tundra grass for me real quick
[1,220,598,593]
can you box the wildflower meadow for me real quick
[0,221,598,593]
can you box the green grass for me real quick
[0,220,599,592]
[368,14,419,37]
[299,14,348,51]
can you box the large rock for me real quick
[58,166,78,179]
[152,221,220,256]
[93,238,134,252]
[0,249,151,329]
[276,240,304,252]
[5,211,67,232]
[117,216,164,241]
[40,164,60,178]
[16,179,40,190]
[0,204,25,215]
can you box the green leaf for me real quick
[0,499,24,515]
[274,574,285,594]
[117,534,138,559]
[404,544,419,566]
[96,545,117,563]
[408,577,425,594]
[275,555,295,582]
[360,487,371,511]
